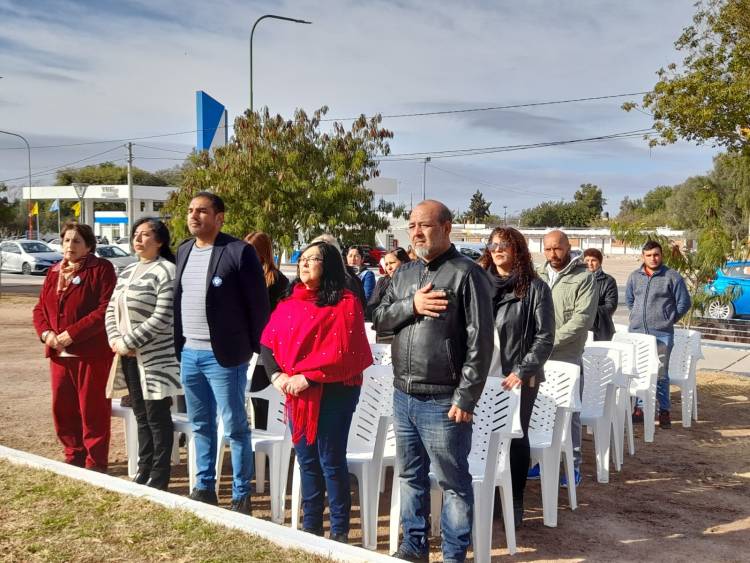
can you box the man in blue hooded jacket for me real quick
[626,240,691,428]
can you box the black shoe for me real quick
[329,532,348,543]
[391,548,429,562]
[146,477,169,491]
[230,494,252,515]
[513,506,524,529]
[659,410,672,429]
[132,471,150,485]
[188,488,218,505]
[303,527,324,537]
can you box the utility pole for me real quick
[421,156,431,201]
[0,130,32,238]
[504,205,508,226]
[126,142,134,248]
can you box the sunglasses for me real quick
[487,243,511,252]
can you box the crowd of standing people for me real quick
[31,193,691,562]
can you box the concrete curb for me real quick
[0,445,399,563]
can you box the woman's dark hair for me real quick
[131,217,176,263]
[478,226,537,298]
[245,231,279,287]
[386,247,411,264]
[60,221,96,252]
[287,241,347,307]
[583,248,603,262]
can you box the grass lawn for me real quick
[0,459,333,562]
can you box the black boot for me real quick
[132,471,150,485]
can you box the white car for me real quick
[46,238,63,252]
[0,239,63,275]
[453,242,486,260]
[95,245,138,275]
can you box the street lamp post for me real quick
[0,130,33,238]
[421,156,431,201]
[503,205,508,226]
[250,14,312,112]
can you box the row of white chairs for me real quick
[110,324,702,560]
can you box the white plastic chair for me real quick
[528,360,581,527]
[247,384,293,524]
[390,379,522,560]
[585,340,637,470]
[580,347,619,483]
[111,397,138,478]
[369,343,392,366]
[364,322,378,344]
[290,364,392,551]
[669,328,703,427]
[171,411,197,490]
[612,332,660,443]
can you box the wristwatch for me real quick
[41,330,51,343]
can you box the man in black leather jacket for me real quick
[373,200,493,563]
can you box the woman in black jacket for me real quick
[583,248,618,341]
[479,226,555,529]
[365,247,411,330]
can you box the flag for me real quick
[49,199,60,212]
[29,202,39,216]
[72,201,81,217]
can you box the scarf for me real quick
[260,283,373,444]
[492,273,518,304]
[57,254,87,294]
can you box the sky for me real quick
[0,0,722,216]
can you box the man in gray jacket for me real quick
[374,200,493,563]
[626,240,691,429]
[536,230,596,486]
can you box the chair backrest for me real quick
[612,332,659,392]
[347,364,392,455]
[469,377,521,474]
[614,323,629,334]
[540,360,581,410]
[364,322,377,344]
[248,383,288,436]
[528,385,558,449]
[370,343,392,366]
[585,340,634,385]
[674,327,703,359]
[581,347,619,418]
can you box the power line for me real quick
[134,143,193,155]
[429,163,566,200]
[322,91,650,122]
[0,146,125,183]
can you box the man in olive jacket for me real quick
[373,200,493,563]
[537,230,596,484]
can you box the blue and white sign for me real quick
[196,91,228,152]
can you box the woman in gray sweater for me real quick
[105,218,182,490]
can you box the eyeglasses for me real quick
[487,243,510,252]
[299,256,323,265]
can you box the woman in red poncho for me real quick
[261,241,372,543]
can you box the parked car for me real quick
[0,240,62,275]
[114,237,132,255]
[94,244,138,275]
[706,261,750,319]
[47,238,63,252]
[453,242,486,260]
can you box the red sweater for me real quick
[33,254,117,360]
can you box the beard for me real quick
[413,245,431,259]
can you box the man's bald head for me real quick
[409,199,453,262]
[543,229,572,271]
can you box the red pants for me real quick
[50,356,112,470]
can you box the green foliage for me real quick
[162,107,393,251]
[56,162,169,187]
[463,190,492,223]
[520,184,605,227]
[623,0,750,151]
[616,186,673,226]
[376,198,409,220]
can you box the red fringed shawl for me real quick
[260,284,373,444]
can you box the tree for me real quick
[56,162,169,187]
[616,186,673,226]
[623,0,750,151]
[519,184,605,227]
[162,106,394,251]
[376,198,409,220]
[464,190,492,223]
[0,183,16,227]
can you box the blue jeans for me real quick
[393,388,473,563]
[180,348,253,501]
[634,335,674,412]
[293,383,360,535]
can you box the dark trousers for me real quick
[122,356,174,486]
[50,356,112,470]
[293,383,360,536]
[510,383,540,506]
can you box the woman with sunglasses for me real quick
[478,226,555,529]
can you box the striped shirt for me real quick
[181,244,213,350]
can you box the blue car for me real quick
[706,261,750,319]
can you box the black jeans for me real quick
[122,356,174,487]
[510,383,540,506]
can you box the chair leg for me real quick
[430,487,442,538]
[358,471,375,550]
[124,413,139,478]
[187,432,197,492]
[693,380,699,422]
[681,385,692,428]
[539,448,559,527]
[290,460,301,530]
[255,451,267,494]
[389,468,401,554]
[593,418,610,484]
[625,401,636,456]
[643,391,656,443]
[473,484,493,563]
[563,436,577,511]
[498,479,516,555]
[268,449,282,524]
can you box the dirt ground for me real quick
[1,293,749,562]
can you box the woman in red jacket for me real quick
[33,221,117,471]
